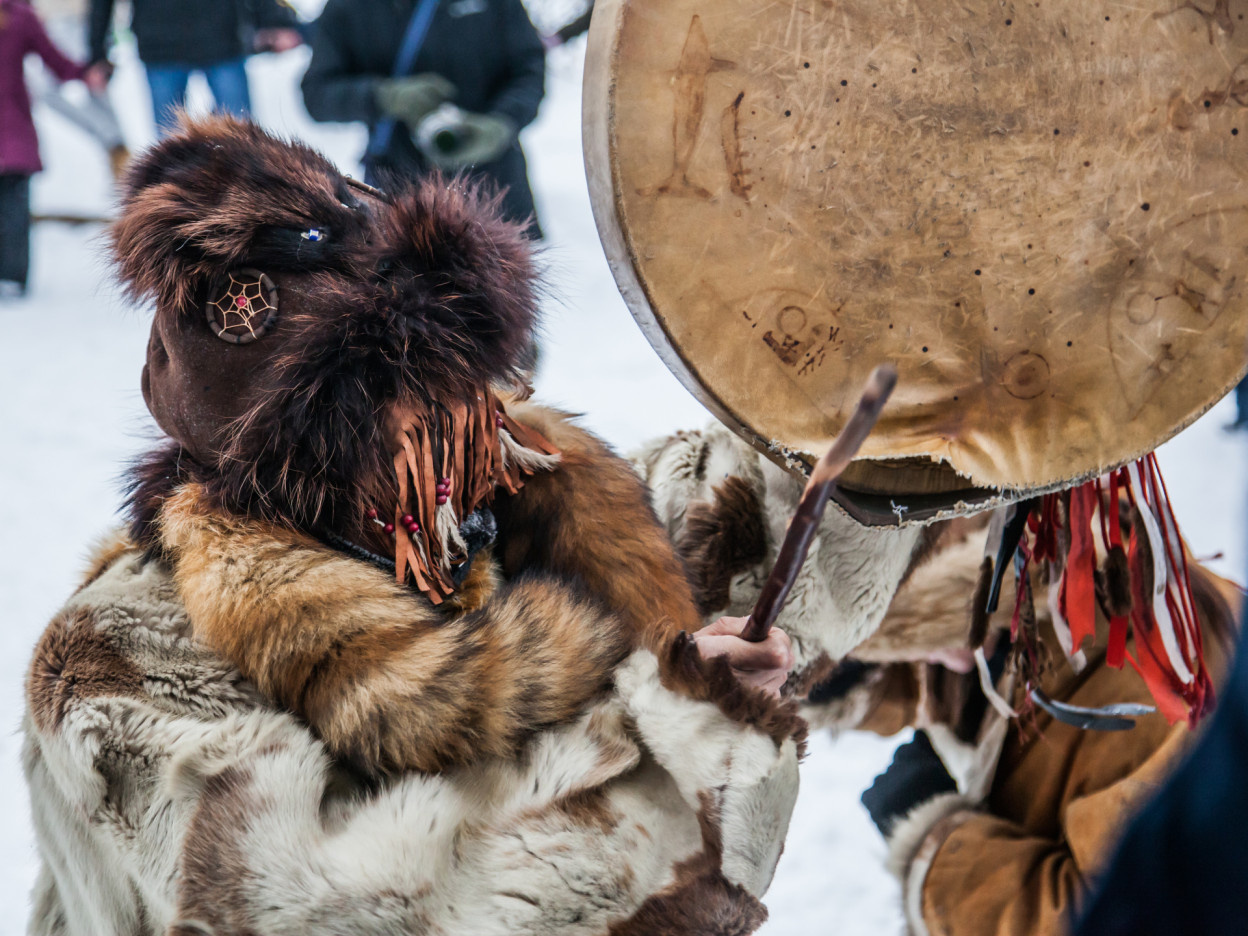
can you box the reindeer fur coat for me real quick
[25,528,801,936]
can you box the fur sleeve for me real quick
[613,638,805,900]
[160,485,631,776]
[492,404,706,646]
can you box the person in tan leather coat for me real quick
[635,421,1242,936]
[858,564,1237,936]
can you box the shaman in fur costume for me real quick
[23,117,802,935]
[638,424,1241,936]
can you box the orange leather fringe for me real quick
[386,389,559,603]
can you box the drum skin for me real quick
[584,0,1248,522]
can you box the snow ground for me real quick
[2,18,1244,934]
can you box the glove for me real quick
[375,74,458,128]
[417,110,516,170]
[861,730,957,837]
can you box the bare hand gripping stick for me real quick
[740,364,899,643]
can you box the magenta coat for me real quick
[0,0,85,174]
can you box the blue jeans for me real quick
[146,58,252,134]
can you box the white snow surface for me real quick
[2,19,1244,934]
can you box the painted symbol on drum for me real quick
[721,91,752,201]
[741,290,844,375]
[643,15,736,199]
[1105,200,1245,415]
[1155,0,1236,46]
[1000,350,1051,400]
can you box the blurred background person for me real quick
[1226,375,1248,432]
[87,0,305,133]
[301,0,545,235]
[27,0,127,179]
[0,0,89,299]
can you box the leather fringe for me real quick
[387,389,560,603]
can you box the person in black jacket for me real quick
[301,0,544,235]
[88,0,303,132]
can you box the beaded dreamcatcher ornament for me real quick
[205,269,279,344]
[974,454,1213,730]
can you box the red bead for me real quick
[366,508,378,520]
[436,495,448,505]
[401,514,414,526]
[383,523,395,534]
[407,523,420,534]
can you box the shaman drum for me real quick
[584,0,1248,524]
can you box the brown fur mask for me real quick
[119,116,542,578]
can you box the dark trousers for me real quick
[1236,377,1248,425]
[0,173,32,287]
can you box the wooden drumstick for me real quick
[740,364,898,642]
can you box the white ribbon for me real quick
[1127,461,1193,684]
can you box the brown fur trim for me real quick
[1101,545,1133,618]
[610,791,767,936]
[302,577,632,776]
[607,859,767,936]
[786,651,838,699]
[656,630,808,755]
[124,439,192,548]
[440,549,502,613]
[678,476,768,617]
[968,555,994,649]
[160,483,632,777]
[175,766,264,934]
[493,403,704,645]
[26,608,145,733]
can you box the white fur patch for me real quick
[885,793,978,936]
[613,650,800,897]
[639,427,924,668]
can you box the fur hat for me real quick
[121,115,555,600]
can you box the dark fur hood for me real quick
[116,116,540,545]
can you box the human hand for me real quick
[254,28,304,53]
[84,61,113,94]
[417,110,515,170]
[692,616,794,698]
[376,73,458,128]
